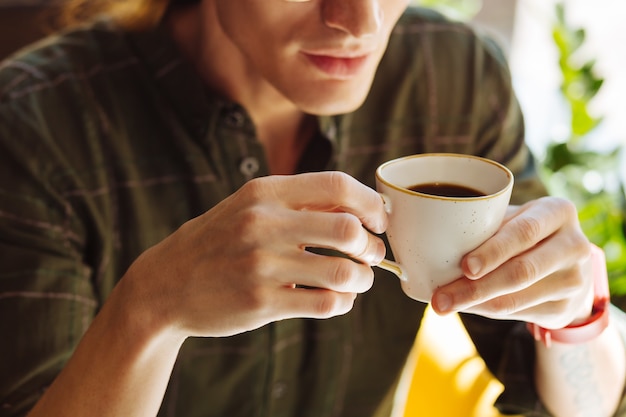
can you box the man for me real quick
[0,0,624,416]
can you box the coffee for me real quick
[408,182,485,198]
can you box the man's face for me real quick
[213,0,409,115]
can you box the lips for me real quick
[302,52,370,79]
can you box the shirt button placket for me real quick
[225,109,245,129]
[220,105,265,183]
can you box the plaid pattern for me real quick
[1,7,624,417]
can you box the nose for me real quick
[322,0,383,38]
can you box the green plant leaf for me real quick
[544,1,626,295]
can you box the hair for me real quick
[56,0,199,31]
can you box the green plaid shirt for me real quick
[1,7,625,417]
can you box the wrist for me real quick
[115,265,187,346]
[528,244,610,347]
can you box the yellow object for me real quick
[397,307,509,417]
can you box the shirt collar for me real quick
[124,21,342,168]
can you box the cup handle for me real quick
[376,194,406,280]
[377,259,408,281]
[379,193,392,214]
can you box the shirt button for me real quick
[225,110,245,128]
[239,157,260,177]
[271,381,288,399]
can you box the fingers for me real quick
[290,210,387,265]
[440,268,584,326]
[248,172,388,234]
[277,287,358,319]
[228,176,385,320]
[231,252,372,323]
[432,265,588,325]
[462,197,589,279]
[282,249,376,293]
[181,172,389,333]
[445,236,581,311]
[252,209,381,293]
[235,176,387,266]
[432,197,593,326]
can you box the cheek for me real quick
[392,0,411,14]
[383,0,410,30]
[214,1,287,51]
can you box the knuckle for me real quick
[314,292,341,318]
[488,295,518,316]
[237,206,277,242]
[326,171,353,198]
[553,197,578,218]
[241,206,264,227]
[241,177,267,201]
[581,238,592,256]
[573,235,592,258]
[509,258,538,288]
[515,215,543,244]
[561,268,586,294]
[490,238,510,263]
[465,280,483,303]
[328,260,356,290]
[237,206,264,233]
[241,286,269,312]
[334,213,363,244]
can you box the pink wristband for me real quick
[527,244,610,348]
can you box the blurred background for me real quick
[470,0,626,297]
[0,0,54,59]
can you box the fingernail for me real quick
[466,256,482,277]
[434,292,452,313]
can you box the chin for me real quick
[306,102,365,116]
[294,86,371,116]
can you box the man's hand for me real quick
[123,171,388,338]
[431,196,593,328]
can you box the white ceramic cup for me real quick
[375,153,514,302]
